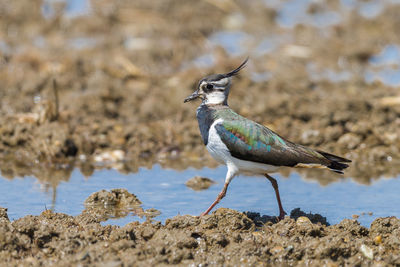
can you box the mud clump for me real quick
[244,211,280,226]
[83,189,144,222]
[290,207,329,226]
[0,207,399,265]
[0,207,9,222]
[245,208,329,227]
[185,176,216,190]
[85,188,142,207]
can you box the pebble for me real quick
[270,246,284,254]
[374,235,382,245]
[360,244,374,260]
[185,176,216,191]
[337,133,362,149]
[296,216,312,226]
[94,150,125,163]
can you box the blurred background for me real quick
[0,0,399,223]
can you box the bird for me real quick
[184,58,351,220]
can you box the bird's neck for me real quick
[204,91,228,105]
[195,104,229,144]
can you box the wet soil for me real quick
[83,189,144,222]
[1,204,399,266]
[82,189,161,222]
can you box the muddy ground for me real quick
[1,0,400,265]
[1,203,400,266]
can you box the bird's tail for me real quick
[317,150,351,174]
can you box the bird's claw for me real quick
[277,210,287,221]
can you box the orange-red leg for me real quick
[200,182,229,216]
[265,174,286,220]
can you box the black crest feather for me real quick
[223,57,248,78]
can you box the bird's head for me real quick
[184,58,248,105]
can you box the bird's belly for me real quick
[206,120,233,165]
[207,141,232,165]
[206,143,280,174]
[230,157,280,175]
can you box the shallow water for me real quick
[365,44,400,86]
[1,165,399,227]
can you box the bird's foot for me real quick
[199,207,213,217]
[277,210,287,221]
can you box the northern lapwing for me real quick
[184,58,351,219]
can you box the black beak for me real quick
[184,91,201,103]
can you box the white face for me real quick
[199,77,230,105]
[184,58,247,105]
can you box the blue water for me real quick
[208,31,251,56]
[0,165,399,227]
[272,0,341,28]
[365,44,400,86]
[42,0,91,19]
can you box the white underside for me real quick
[207,119,280,184]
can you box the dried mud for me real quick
[1,205,400,266]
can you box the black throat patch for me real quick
[196,104,216,145]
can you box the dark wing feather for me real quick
[214,119,350,172]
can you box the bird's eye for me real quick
[206,84,214,90]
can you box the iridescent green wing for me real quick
[214,118,328,167]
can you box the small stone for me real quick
[185,176,216,191]
[296,216,312,226]
[352,214,360,219]
[337,133,362,149]
[382,132,398,145]
[290,208,329,225]
[374,235,382,245]
[285,245,294,252]
[93,150,125,163]
[360,244,374,260]
[252,231,262,237]
[270,246,284,254]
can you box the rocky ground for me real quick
[1,0,400,265]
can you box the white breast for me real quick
[207,119,280,176]
[207,119,231,165]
